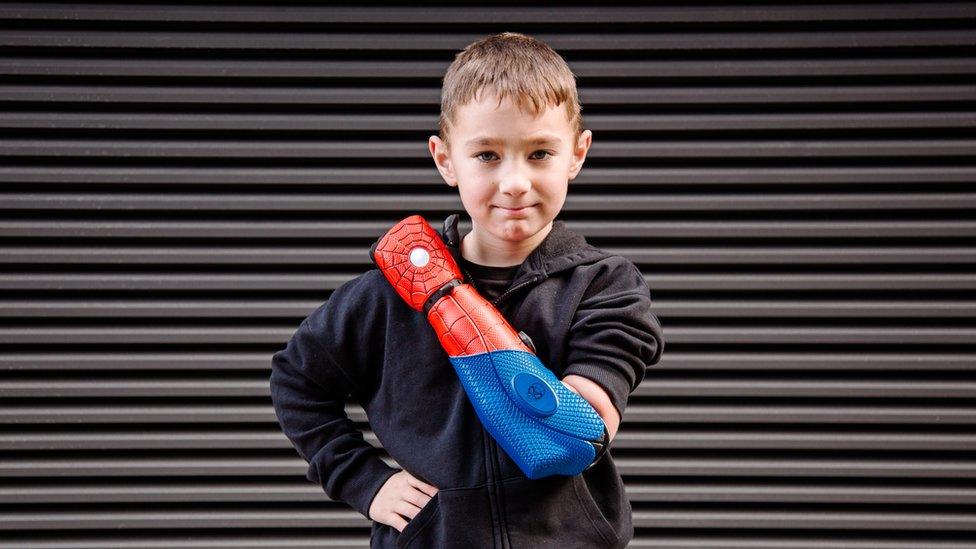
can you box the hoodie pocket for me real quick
[571,473,620,546]
[502,474,620,547]
[395,493,441,549]
[388,485,493,549]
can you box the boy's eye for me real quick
[474,150,553,162]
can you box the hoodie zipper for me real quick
[460,266,541,304]
[458,262,508,549]
[457,265,539,548]
[491,274,541,307]
[489,274,537,549]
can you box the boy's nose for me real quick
[497,168,532,196]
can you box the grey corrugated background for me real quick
[1,2,975,547]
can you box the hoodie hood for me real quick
[440,212,612,287]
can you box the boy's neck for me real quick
[460,221,553,268]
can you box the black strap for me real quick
[423,279,462,316]
[585,425,612,471]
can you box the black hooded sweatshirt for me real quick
[270,213,665,548]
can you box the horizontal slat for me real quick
[4,4,974,23]
[0,430,290,450]
[631,510,976,531]
[5,193,975,212]
[0,404,276,423]
[634,379,976,398]
[649,274,976,291]
[2,30,974,50]
[0,221,390,238]
[0,456,311,477]
[2,84,973,104]
[3,376,976,398]
[5,220,976,239]
[2,111,975,131]
[3,166,974,185]
[3,274,975,292]
[0,481,329,503]
[0,536,367,549]
[626,483,976,505]
[0,299,324,317]
[1,352,972,372]
[0,274,355,291]
[627,541,976,549]
[3,428,974,451]
[0,378,273,397]
[612,431,976,451]
[622,405,976,425]
[663,300,976,317]
[0,509,366,530]
[0,352,273,371]
[633,353,976,371]
[619,457,976,479]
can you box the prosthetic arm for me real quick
[369,215,610,479]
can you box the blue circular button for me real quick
[511,372,558,417]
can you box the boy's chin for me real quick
[471,211,552,237]
[492,219,549,241]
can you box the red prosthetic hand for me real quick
[369,215,609,479]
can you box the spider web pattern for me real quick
[373,215,462,311]
[427,284,531,357]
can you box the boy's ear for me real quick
[568,129,593,181]
[429,135,458,187]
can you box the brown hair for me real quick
[437,32,583,149]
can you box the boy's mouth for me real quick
[495,204,536,213]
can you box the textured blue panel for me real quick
[449,350,604,478]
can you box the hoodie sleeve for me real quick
[561,259,665,420]
[269,280,399,519]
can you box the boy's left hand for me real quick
[560,375,620,441]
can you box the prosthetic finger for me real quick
[370,215,610,479]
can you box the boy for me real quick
[270,32,664,548]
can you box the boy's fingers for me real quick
[388,513,409,533]
[394,500,423,520]
[404,489,432,510]
[406,475,439,497]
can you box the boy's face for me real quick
[429,92,592,263]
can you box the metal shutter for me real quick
[1,3,975,547]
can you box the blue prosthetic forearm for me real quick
[449,348,610,479]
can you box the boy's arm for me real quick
[561,260,665,432]
[270,316,399,519]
